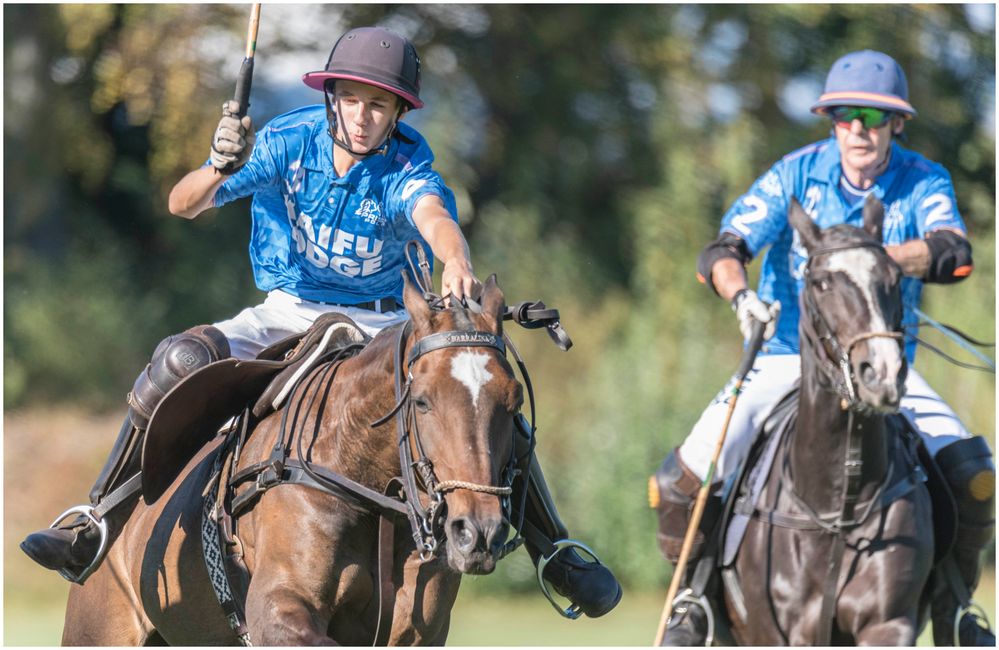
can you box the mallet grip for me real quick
[231,4,261,119]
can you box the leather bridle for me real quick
[370,321,519,561]
[799,241,904,410]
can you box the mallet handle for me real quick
[652,319,765,646]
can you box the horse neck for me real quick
[292,330,404,492]
[792,347,889,513]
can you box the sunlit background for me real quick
[4,4,995,645]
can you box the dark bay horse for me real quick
[721,197,935,645]
[61,275,525,645]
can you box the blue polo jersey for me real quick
[718,138,967,361]
[213,105,458,305]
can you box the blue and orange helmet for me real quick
[811,50,916,119]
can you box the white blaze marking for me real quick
[450,352,494,408]
[825,249,885,331]
[825,249,902,375]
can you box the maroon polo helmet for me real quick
[302,27,423,109]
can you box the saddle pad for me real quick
[721,386,799,568]
[141,313,368,504]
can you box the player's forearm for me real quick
[711,258,750,303]
[168,166,227,220]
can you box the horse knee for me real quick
[127,325,230,429]
[649,450,720,563]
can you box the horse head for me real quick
[789,195,906,412]
[400,274,522,574]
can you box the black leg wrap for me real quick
[21,325,229,584]
[510,414,621,619]
[89,417,143,505]
[932,436,996,646]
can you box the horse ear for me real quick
[862,194,884,242]
[788,197,820,252]
[401,272,432,331]
[479,274,505,334]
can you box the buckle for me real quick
[49,505,109,585]
[534,539,602,620]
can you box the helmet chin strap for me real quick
[324,88,400,159]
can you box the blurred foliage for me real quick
[4,4,994,594]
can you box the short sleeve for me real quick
[913,171,967,237]
[719,163,791,256]
[213,125,281,208]
[390,162,459,227]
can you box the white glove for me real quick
[210,100,255,174]
[732,289,780,342]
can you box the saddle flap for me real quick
[141,359,283,504]
[141,313,370,505]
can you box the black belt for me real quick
[311,297,398,313]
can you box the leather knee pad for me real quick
[650,449,719,564]
[127,325,230,429]
[936,436,996,527]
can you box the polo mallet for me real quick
[652,318,766,646]
[221,3,262,174]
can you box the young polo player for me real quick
[22,26,621,620]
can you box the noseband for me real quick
[371,321,520,561]
[801,242,904,409]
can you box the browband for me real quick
[407,330,506,367]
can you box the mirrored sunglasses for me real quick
[829,106,893,129]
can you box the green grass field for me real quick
[4,577,995,645]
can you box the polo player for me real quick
[652,50,995,646]
[22,25,621,619]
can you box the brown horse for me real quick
[61,275,524,645]
[720,197,935,645]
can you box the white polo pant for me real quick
[677,353,971,484]
[212,289,410,360]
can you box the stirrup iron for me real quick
[954,601,994,647]
[50,505,109,584]
[535,539,602,620]
[667,587,716,646]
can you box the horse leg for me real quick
[386,550,461,645]
[62,550,155,646]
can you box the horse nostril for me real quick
[449,519,477,552]
[860,361,878,388]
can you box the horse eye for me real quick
[813,278,830,292]
[413,396,431,413]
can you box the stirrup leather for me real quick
[954,601,994,647]
[667,587,716,646]
[535,539,603,620]
[49,505,109,584]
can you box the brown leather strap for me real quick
[374,513,397,646]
